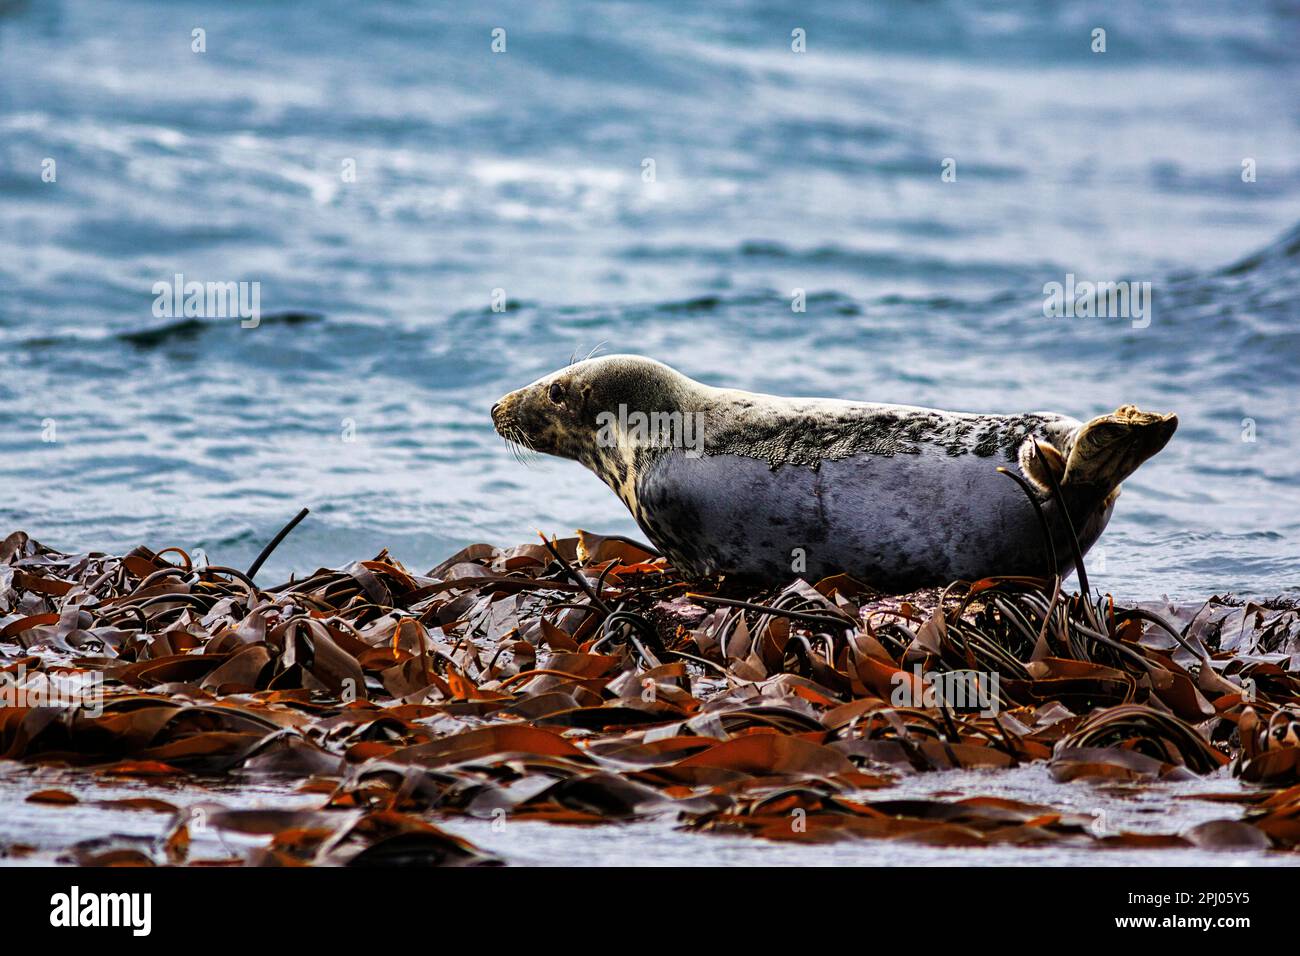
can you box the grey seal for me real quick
[491,355,1177,590]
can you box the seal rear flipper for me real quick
[1060,404,1178,494]
[1017,438,1066,496]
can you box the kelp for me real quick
[2,523,1300,864]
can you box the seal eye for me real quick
[548,383,565,405]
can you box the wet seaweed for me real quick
[1,526,1299,865]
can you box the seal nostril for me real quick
[491,402,501,418]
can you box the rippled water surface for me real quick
[2,0,1299,599]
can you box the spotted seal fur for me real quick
[491,355,1177,590]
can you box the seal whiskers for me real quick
[501,422,539,467]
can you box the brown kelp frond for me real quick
[2,526,1299,864]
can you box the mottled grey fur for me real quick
[633,447,1111,589]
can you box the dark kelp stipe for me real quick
[1,526,1300,865]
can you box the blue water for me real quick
[1,0,1298,598]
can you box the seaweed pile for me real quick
[2,520,1300,865]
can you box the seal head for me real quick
[491,355,699,509]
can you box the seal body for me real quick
[632,446,1112,588]
[491,355,1176,590]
